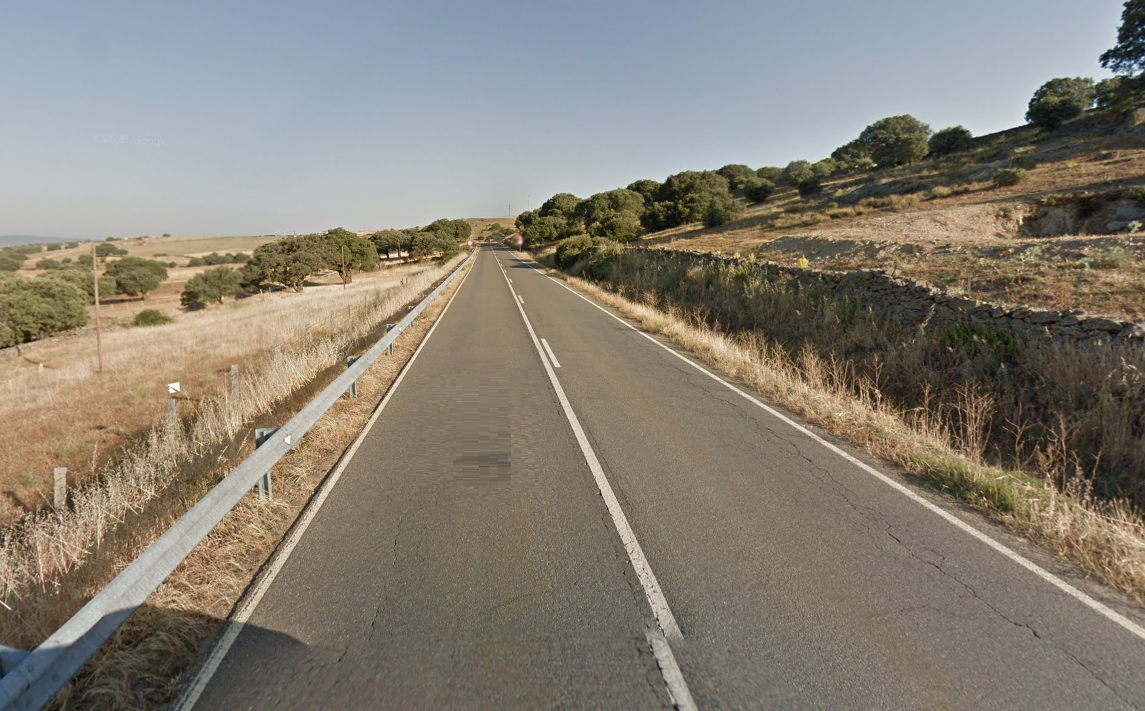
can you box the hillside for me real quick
[639,114,1145,322]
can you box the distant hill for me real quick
[0,235,74,247]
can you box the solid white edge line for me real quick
[494,250,685,642]
[173,257,476,711]
[647,630,698,711]
[518,294,524,304]
[541,338,561,368]
[518,254,1145,645]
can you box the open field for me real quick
[0,259,437,525]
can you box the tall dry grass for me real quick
[0,263,431,521]
[554,257,1145,603]
[0,256,464,648]
[48,264,472,709]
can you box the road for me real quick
[184,246,1145,710]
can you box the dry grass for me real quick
[0,255,465,655]
[551,270,1145,604]
[0,262,434,523]
[46,259,472,709]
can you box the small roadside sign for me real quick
[167,381,181,395]
[467,239,473,247]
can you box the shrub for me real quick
[37,268,116,304]
[798,176,824,198]
[642,171,734,232]
[993,168,1030,187]
[133,309,173,326]
[742,177,775,203]
[555,234,593,269]
[45,243,62,252]
[704,193,743,227]
[581,189,645,242]
[716,164,756,192]
[35,258,63,270]
[1026,78,1097,131]
[580,240,623,280]
[95,243,128,258]
[928,126,974,157]
[1089,246,1132,269]
[755,166,784,184]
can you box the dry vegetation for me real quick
[0,260,432,523]
[645,120,1145,322]
[553,270,1145,605]
[0,255,466,665]
[45,259,471,709]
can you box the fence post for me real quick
[253,428,278,498]
[330,312,336,335]
[346,356,361,398]
[53,467,67,511]
[167,398,177,426]
[230,364,239,393]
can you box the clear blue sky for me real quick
[0,0,1123,238]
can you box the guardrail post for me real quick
[230,364,239,393]
[53,467,67,511]
[386,324,397,355]
[0,645,30,678]
[346,356,361,397]
[253,428,278,498]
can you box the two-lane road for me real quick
[184,246,1145,710]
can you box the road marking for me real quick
[517,253,1145,645]
[494,251,685,644]
[647,630,698,711]
[517,294,524,305]
[541,338,561,368]
[173,260,476,711]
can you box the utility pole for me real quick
[91,244,104,373]
[341,245,347,290]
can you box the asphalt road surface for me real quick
[185,246,1145,710]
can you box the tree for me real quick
[704,192,742,227]
[856,115,932,167]
[716,164,756,192]
[244,236,332,291]
[782,160,814,186]
[755,166,784,183]
[1102,0,1145,76]
[319,228,378,283]
[181,266,244,308]
[426,219,473,243]
[37,268,115,304]
[742,177,775,203]
[409,231,446,260]
[811,159,838,178]
[0,276,89,346]
[928,126,974,157]
[1026,78,1096,131]
[517,194,584,246]
[642,171,734,232]
[580,189,645,242]
[104,257,169,299]
[370,230,407,259]
[625,179,661,208]
[94,243,128,258]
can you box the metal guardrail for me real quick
[0,250,475,710]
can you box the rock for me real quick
[1026,311,1061,325]
[1082,317,1124,332]
[1106,221,1128,233]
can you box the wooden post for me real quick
[92,245,103,373]
[167,398,177,426]
[341,245,347,290]
[53,467,67,510]
[230,364,239,393]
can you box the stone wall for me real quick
[642,248,1145,347]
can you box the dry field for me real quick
[0,260,437,525]
[645,125,1145,321]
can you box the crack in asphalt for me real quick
[883,525,1140,710]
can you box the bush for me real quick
[95,243,128,258]
[580,240,623,281]
[798,176,824,198]
[580,189,645,242]
[133,309,173,326]
[37,268,116,304]
[555,234,593,269]
[1026,77,1096,131]
[993,168,1030,187]
[755,166,784,183]
[35,258,63,270]
[742,177,775,203]
[716,164,756,192]
[641,171,734,232]
[704,193,743,227]
[782,160,814,186]
[928,126,974,157]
